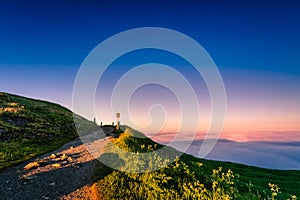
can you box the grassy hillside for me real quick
[96,127,300,200]
[0,92,99,170]
[1,93,299,199]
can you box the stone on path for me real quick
[52,163,61,168]
[50,154,56,159]
[61,154,68,160]
[24,162,40,171]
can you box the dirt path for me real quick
[0,132,108,200]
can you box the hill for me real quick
[1,93,299,199]
[95,127,300,200]
[0,92,98,170]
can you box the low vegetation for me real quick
[96,127,300,200]
[1,92,299,199]
[0,92,98,170]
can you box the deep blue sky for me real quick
[0,0,300,132]
[1,0,299,71]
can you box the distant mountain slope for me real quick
[0,92,99,170]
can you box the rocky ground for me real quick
[0,132,107,200]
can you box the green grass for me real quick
[0,137,72,169]
[0,92,99,170]
[96,127,300,200]
[1,92,299,199]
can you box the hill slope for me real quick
[0,92,98,170]
[96,127,300,200]
[1,93,299,199]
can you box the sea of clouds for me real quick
[150,131,300,170]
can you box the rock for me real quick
[50,154,56,159]
[23,176,33,180]
[24,162,40,171]
[1,116,28,127]
[61,154,68,160]
[0,128,6,134]
[52,163,61,168]
[53,126,60,131]
[0,128,8,141]
[23,175,37,180]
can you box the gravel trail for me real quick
[0,132,107,200]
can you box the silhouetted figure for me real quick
[112,122,114,126]
[100,122,102,126]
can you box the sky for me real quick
[1,0,300,143]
